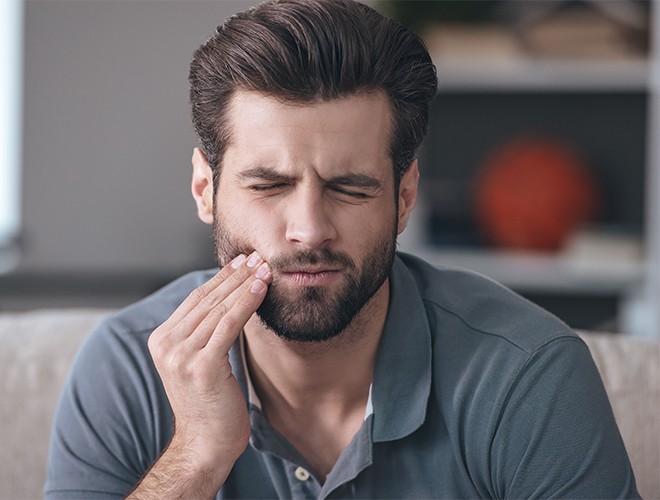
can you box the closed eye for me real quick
[330,186,372,199]
[249,183,289,192]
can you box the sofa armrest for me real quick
[0,308,113,500]
[579,331,660,500]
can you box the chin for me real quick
[255,271,386,343]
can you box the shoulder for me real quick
[395,252,578,353]
[394,254,636,497]
[104,268,218,336]
[393,252,591,437]
[65,268,220,401]
[66,268,218,404]
[393,252,586,414]
[73,268,217,369]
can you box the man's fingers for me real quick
[187,265,271,351]
[159,254,248,330]
[169,252,269,337]
[149,253,271,364]
[202,275,270,357]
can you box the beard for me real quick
[212,216,397,343]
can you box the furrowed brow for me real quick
[330,173,382,190]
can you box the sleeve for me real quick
[45,319,173,499]
[490,336,639,499]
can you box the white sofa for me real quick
[1,309,658,499]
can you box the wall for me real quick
[21,1,259,276]
[3,1,261,308]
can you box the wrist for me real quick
[170,425,249,477]
[127,434,243,499]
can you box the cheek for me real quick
[219,199,285,247]
[339,203,397,246]
[362,198,397,229]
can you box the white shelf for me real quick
[402,245,645,295]
[434,58,650,92]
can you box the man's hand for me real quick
[128,252,271,499]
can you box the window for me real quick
[0,0,23,272]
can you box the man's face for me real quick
[194,90,417,342]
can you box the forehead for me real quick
[222,90,393,178]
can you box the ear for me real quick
[191,147,214,225]
[397,159,419,235]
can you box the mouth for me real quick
[279,268,341,286]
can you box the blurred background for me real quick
[0,0,658,337]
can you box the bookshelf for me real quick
[391,1,658,336]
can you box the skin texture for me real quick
[129,91,419,497]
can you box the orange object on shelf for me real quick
[474,137,601,251]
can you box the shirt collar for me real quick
[370,254,432,442]
[239,332,263,410]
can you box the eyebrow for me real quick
[236,167,292,183]
[237,167,383,190]
[329,173,382,190]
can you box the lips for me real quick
[280,269,341,286]
[268,250,353,286]
[280,266,339,274]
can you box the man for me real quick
[46,0,638,498]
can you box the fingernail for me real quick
[247,251,261,268]
[231,254,246,269]
[250,279,266,293]
[255,262,270,279]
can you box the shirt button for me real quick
[294,466,311,481]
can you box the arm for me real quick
[127,252,271,499]
[491,337,639,499]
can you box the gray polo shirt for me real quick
[46,253,638,498]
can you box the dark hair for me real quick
[189,0,437,185]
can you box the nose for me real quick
[285,187,337,249]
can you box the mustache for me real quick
[266,249,354,272]
[213,223,354,271]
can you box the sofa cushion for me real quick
[0,308,112,500]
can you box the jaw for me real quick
[245,276,391,358]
